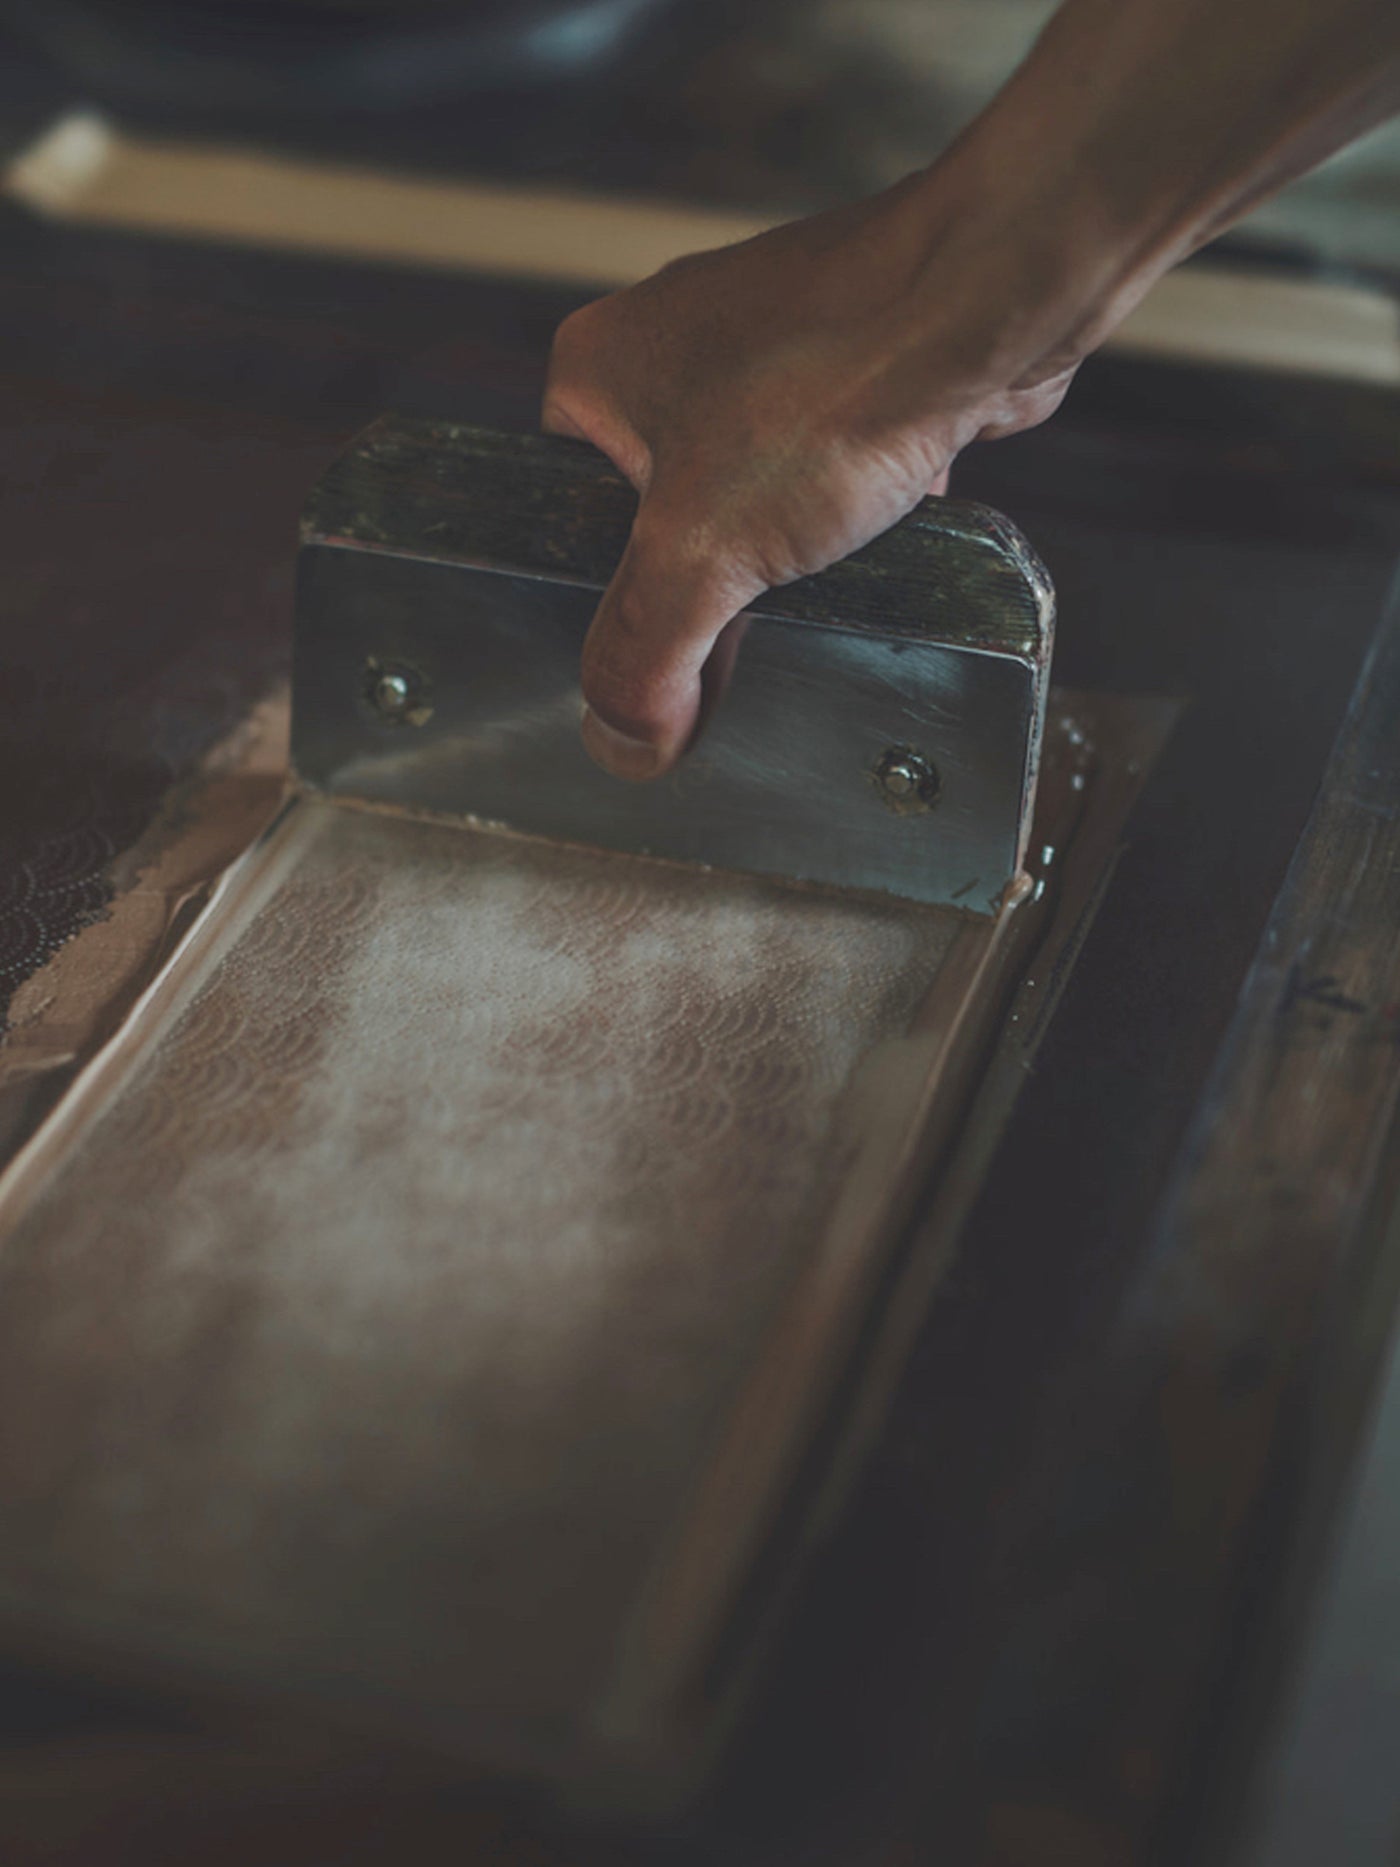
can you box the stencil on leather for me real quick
[0,799,958,1736]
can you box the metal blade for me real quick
[292,420,1054,913]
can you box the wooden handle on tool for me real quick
[304,417,1054,667]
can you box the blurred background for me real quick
[1,0,1398,275]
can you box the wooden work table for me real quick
[0,168,1398,1865]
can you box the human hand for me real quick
[544,0,1400,781]
[543,178,1077,779]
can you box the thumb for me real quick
[579,506,763,782]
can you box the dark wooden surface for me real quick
[1149,577,1400,1864]
[2,195,1400,1864]
[864,577,1400,1867]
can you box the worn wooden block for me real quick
[295,419,1054,913]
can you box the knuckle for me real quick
[550,296,603,356]
[578,497,761,738]
[544,301,609,401]
[605,575,659,650]
[628,508,736,599]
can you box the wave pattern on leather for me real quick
[0,798,959,1748]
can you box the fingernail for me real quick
[580,707,664,781]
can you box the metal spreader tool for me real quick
[0,417,1081,1813]
[293,419,1054,911]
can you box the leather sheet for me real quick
[0,796,965,1780]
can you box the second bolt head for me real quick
[874,745,940,813]
[364,657,432,727]
[373,672,412,716]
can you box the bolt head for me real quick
[874,745,939,813]
[374,672,411,716]
[880,758,921,798]
[363,659,432,728]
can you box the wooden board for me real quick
[0,695,1151,1807]
[9,113,1400,387]
[1,187,1398,1864]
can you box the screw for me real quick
[363,658,432,727]
[373,671,412,717]
[874,746,939,813]
[880,756,921,798]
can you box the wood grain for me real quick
[1126,573,1400,1855]
[304,416,1054,663]
[1164,583,1400,1258]
[956,577,1400,1866]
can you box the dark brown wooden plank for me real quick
[1165,586,1400,1254]
[1132,570,1400,1856]
[923,575,1400,1866]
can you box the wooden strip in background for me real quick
[8,112,1400,386]
[1109,267,1400,386]
[4,112,770,292]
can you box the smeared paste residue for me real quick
[0,799,957,1741]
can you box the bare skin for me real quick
[542,0,1400,779]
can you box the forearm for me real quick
[896,0,1400,392]
[543,0,1400,776]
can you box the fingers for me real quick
[542,299,653,488]
[578,510,763,781]
[545,309,742,782]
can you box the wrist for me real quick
[904,0,1400,394]
[878,138,1131,408]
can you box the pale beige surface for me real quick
[5,113,768,292]
[1106,269,1400,385]
[0,796,965,1774]
[9,114,1399,385]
